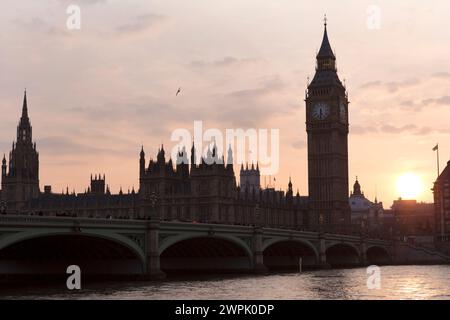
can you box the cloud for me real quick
[379,124,436,136]
[359,78,420,93]
[422,96,450,107]
[350,125,378,135]
[380,124,417,134]
[190,57,262,69]
[431,72,450,79]
[397,96,450,112]
[38,136,132,156]
[210,76,292,127]
[13,17,73,38]
[116,14,167,35]
[351,124,443,136]
[359,81,381,90]
[399,100,422,111]
[65,95,206,140]
[227,77,286,99]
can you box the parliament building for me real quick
[1,22,352,233]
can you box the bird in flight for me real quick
[176,87,181,96]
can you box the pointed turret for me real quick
[1,154,6,177]
[21,90,29,121]
[287,176,293,199]
[227,144,233,167]
[140,146,146,177]
[4,91,40,211]
[157,144,165,164]
[17,90,32,143]
[316,15,336,61]
[311,15,340,77]
[352,176,362,196]
[190,142,196,168]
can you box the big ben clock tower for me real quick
[305,18,350,233]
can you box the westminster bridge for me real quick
[0,215,449,278]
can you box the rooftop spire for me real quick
[353,176,362,196]
[22,89,29,120]
[18,90,32,142]
[317,15,335,60]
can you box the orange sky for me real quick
[1,0,449,206]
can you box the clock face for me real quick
[312,102,330,120]
[340,102,347,123]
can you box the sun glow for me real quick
[396,173,423,200]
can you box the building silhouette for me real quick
[240,163,260,194]
[1,91,39,212]
[0,21,351,233]
[0,92,309,229]
[305,20,351,232]
[349,177,385,234]
[433,160,450,252]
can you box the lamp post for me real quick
[360,218,366,237]
[0,200,5,215]
[255,204,261,227]
[145,191,165,279]
[148,191,158,220]
[319,213,324,233]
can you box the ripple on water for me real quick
[2,265,450,300]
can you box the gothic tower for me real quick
[305,19,350,232]
[1,91,40,212]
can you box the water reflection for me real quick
[2,265,450,300]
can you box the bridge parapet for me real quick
[2,214,444,278]
[0,214,144,229]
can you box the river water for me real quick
[2,265,450,300]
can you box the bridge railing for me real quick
[1,211,397,241]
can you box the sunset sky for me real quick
[1,0,449,206]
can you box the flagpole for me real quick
[437,144,440,178]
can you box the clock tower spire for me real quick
[305,18,350,233]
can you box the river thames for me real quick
[2,265,450,300]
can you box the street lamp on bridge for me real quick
[148,192,158,220]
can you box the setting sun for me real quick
[396,173,423,200]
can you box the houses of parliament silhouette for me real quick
[0,21,351,233]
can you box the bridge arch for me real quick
[366,245,392,265]
[262,239,319,270]
[0,230,146,275]
[159,234,253,273]
[326,242,361,267]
